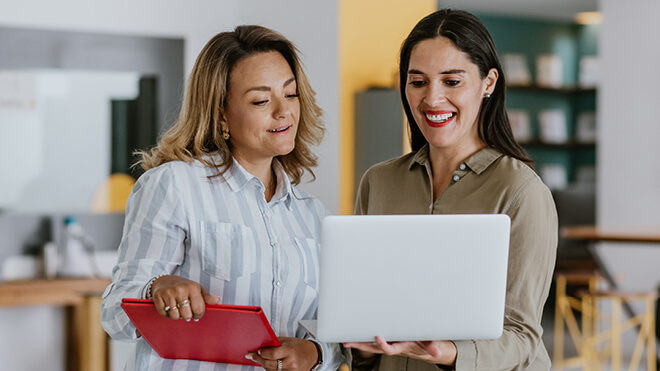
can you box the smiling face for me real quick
[221,51,300,168]
[405,37,497,157]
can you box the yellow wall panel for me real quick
[339,0,435,214]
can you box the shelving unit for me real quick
[479,14,599,188]
[480,14,600,269]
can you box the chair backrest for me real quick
[91,173,135,213]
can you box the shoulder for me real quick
[139,160,194,182]
[135,159,217,191]
[489,155,554,210]
[361,152,417,183]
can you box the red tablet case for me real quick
[121,298,281,365]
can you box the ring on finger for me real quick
[277,359,283,371]
[164,305,172,312]
[177,299,190,309]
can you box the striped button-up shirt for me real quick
[101,154,343,371]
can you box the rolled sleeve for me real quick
[101,166,187,342]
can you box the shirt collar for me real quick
[218,155,293,209]
[409,144,503,174]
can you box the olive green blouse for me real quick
[353,145,558,371]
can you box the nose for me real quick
[423,82,446,106]
[273,96,294,120]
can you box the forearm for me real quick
[453,328,541,371]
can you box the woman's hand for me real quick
[150,275,221,321]
[246,337,319,371]
[344,337,457,367]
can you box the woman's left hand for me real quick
[247,337,318,371]
[344,337,457,367]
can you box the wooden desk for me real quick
[0,278,111,371]
[561,225,660,244]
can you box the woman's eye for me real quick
[445,80,460,86]
[252,100,268,106]
[286,94,300,99]
[409,80,427,87]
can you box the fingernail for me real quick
[193,318,200,322]
[245,355,253,360]
[185,318,191,322]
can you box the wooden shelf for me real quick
[519,140,596,149]
[507,85,597,94]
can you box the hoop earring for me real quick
[222,130,230,140]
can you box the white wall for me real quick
[236,0,340,213]
[0,70,140,212]
[0,1,340,370]
[597,0,660,349]
[598,0,660,226]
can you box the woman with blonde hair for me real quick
[102,25,343,371]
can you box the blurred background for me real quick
[1,0,659,370]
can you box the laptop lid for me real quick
[309,214,510,343]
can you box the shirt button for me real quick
[452,175,460,182]
[276,281,282,287]
[459,163,466,170]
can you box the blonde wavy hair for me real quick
[138,25,324,185]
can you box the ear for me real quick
[218,117,228,133]
[484,68,499,96]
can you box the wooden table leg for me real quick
[79,296,107,371]
[65,303,82,371]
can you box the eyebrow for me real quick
[245,77,296,94]
[408,69,466,75]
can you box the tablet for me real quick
[121,298,280,365]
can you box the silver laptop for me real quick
[300,214,510,343]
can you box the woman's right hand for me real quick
[150,275,221,321]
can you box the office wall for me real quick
[597,0,660,318]
[237,0,341,213]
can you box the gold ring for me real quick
[277,359,283,371]
[177,299,190,309]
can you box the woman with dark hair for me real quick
[101,25,343,371]
[345,9,557,371]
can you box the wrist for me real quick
[144,274,168,299]
[309,340,323,371]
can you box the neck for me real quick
[233,156,276,201]
[427,141,486,199]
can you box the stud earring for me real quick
[485,93,492,99]
[222,130,230,140]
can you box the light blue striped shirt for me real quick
[101,154,343,371]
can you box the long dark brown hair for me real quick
[399,9,532,164]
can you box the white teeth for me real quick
[426,113,454,123]
[268,126,289,133]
